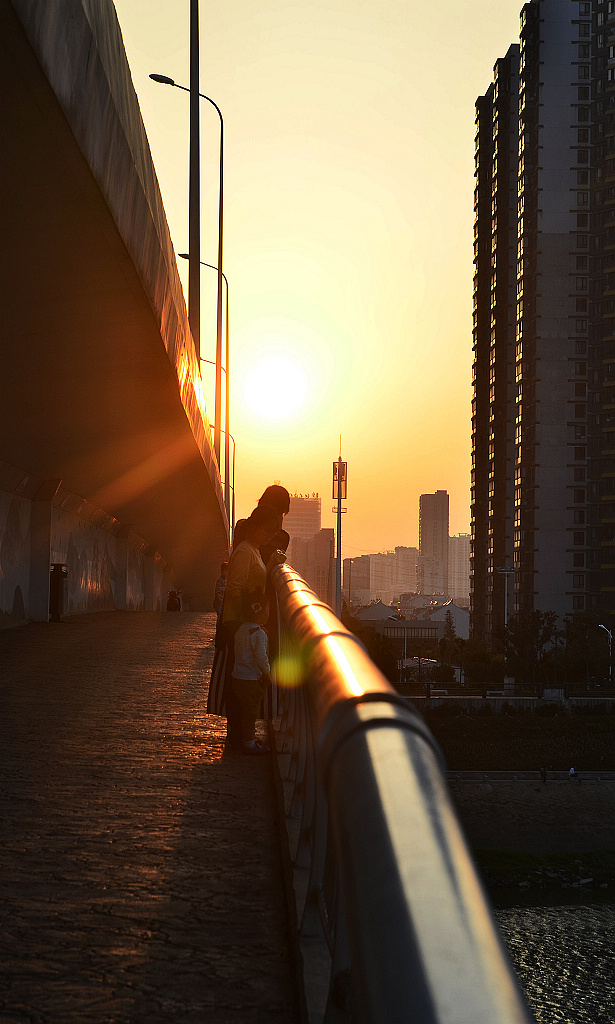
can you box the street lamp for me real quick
[179,254,230,520]
[599,624,612,685]
[150,72,225,469]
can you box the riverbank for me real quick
[448,778,615,890]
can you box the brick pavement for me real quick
[0,612,300,1024]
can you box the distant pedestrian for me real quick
[569,767,575,781]
[540,767,547,785]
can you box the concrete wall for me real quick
[0,463,171,627]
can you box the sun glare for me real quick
[240,351,312,422]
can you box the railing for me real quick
[270,562,534,1024]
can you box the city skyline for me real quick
[111,0,524,555]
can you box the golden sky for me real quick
[112,0,522,554]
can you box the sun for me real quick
[240,351,312,422]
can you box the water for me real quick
[494,898,615,1023]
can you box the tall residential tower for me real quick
[472,0,615,640]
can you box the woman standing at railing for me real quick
[207,503,281,742]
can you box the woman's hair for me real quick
[248,503,281,531]
[258,484,290,515]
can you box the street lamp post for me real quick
[150,72,224,468]
[599,624,612,686]
[219,428,236,542]
[179,254,230,520]
[332,453,347,619]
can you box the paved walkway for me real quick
[0,612,300,1024]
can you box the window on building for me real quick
[575,361,587,374]
[575,323,587,335]
[578,129,590,143]
[577,191,589,206]
[577,235,588,247]
[574,448,586,462]
[576,255,588,269]
[575,383,587,397]
[577,170,589,185]
[573,574,585,588]
[576,276,588,289]
[579,22,590,38]
[574,487,586,501]
[576,298,588,311]
[575,402,586,417]
[574,509,586,524]
[579,66,590,80]
[579,44,590,58]
[574,531,585,545]
[574,468,586,481]
[574,553,585,567]
[573,595,585,610]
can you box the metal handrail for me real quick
[270,562,534,1024]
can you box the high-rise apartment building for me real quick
[471,46,519,640]
[472,0,615,639]
[419,490,449,594]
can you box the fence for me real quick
[270,562,534,1024]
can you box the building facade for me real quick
[419,490,449,595]
[471,46,519,640]
[285,493,321,542]
[448,533,471,607]
[472,0,615,639]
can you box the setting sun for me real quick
[239,349,314,422]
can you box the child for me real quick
[230,590,272,754]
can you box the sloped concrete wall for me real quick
[1,0,229,608]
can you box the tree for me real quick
[503,610,558,690]
[563,609,609,690]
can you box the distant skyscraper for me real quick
[285,494,333,602]
[285,493,321,542]
[472,0,615,638]
[419,490,449,594]
[395,546,419,595]
[449,534,471,608]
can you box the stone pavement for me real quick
[0,612,300,1024]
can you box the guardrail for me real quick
[270,563,534,1024]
